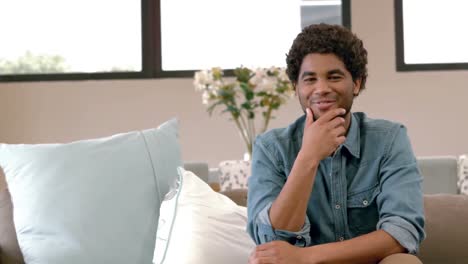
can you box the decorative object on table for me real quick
[193,66,294,160]
[218,160,251,191]
[458,155,468,195]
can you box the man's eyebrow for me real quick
[328,69,346,75]
[300,71,316,79]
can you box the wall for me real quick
[1,0,467,167]
[350,0,468,159]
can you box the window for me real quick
[301,0,350,29]
[160,0,350,75]
[0,0,350,82]
[395,0,468,71]
[0,0,146,81]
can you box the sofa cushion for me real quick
[458,155,468,195]
[417,156,459,194]
[0,169,24,264]
[0,119,181,264]
[154,167,255,264]
[419,194,468,263]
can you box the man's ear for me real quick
[353,78,362,96]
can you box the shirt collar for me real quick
[342,113,360,158]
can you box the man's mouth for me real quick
[312,100,336,111]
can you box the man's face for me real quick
[295,53,361,121]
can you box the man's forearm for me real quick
[269,154,319,232]
[301,230,406,264]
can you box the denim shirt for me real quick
[246,112,426,254]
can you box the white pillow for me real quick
[154,167,255,264]
[0,119,182,264]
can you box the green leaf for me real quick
[240,82,254,100]
[241,102,252,110]
[271,102,280,109]
[234,67,252,83]
[226,104,240,115]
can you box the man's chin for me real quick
[313,107,349,120]
[301,104,349,119]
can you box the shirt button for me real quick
[335,204,341,209]
[362,200,369,206]
[339,236,344,241]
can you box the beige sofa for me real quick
[2,159,468,264]
[221,189,468,264]
[214,156,468,264]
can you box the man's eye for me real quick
[304,78,316,82]
[329,75,342,80]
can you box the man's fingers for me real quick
[249,246,276,264]
[306,107,314,125]
[251,249,274,259]
[249,256,276,264]
[253,241,281,253]
[329,116,346,129]
[254,243,272,252]
[336,136,346,146]
[334,126,347,137]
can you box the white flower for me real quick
[249,68,267,86]
[278,68,290,82]
[211,80,223,92]
[202,90,211,105]
[257,77,277,93]
[193,70,214,91]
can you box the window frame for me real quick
[0,0,351,82]
[394,0,468,71]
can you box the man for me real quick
[246,24,425,264]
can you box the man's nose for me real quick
[313,79,331,95]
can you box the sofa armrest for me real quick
[220,189,248,207]
[419,194,468,263]
[183,162,209,183]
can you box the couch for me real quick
[192,157,468,264]
[1,158,468,264]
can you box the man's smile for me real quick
[311,99,337,111]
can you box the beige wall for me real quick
[1,0,467,167]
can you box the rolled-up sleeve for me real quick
[247,136,311,247]
[254,201,311,246]
[377,125,426,254]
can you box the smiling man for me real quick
[246,24,425,264]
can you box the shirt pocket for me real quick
[347,184,381,236]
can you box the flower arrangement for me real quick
[193,66,295,158]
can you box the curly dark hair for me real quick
[286,24,368,93]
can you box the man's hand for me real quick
[298,107,346,164]
[248,241,310,264]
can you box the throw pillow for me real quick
[153,167,255,264]
[0,118,182,264]
[218,160,251,191]
[458,155,468,195]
